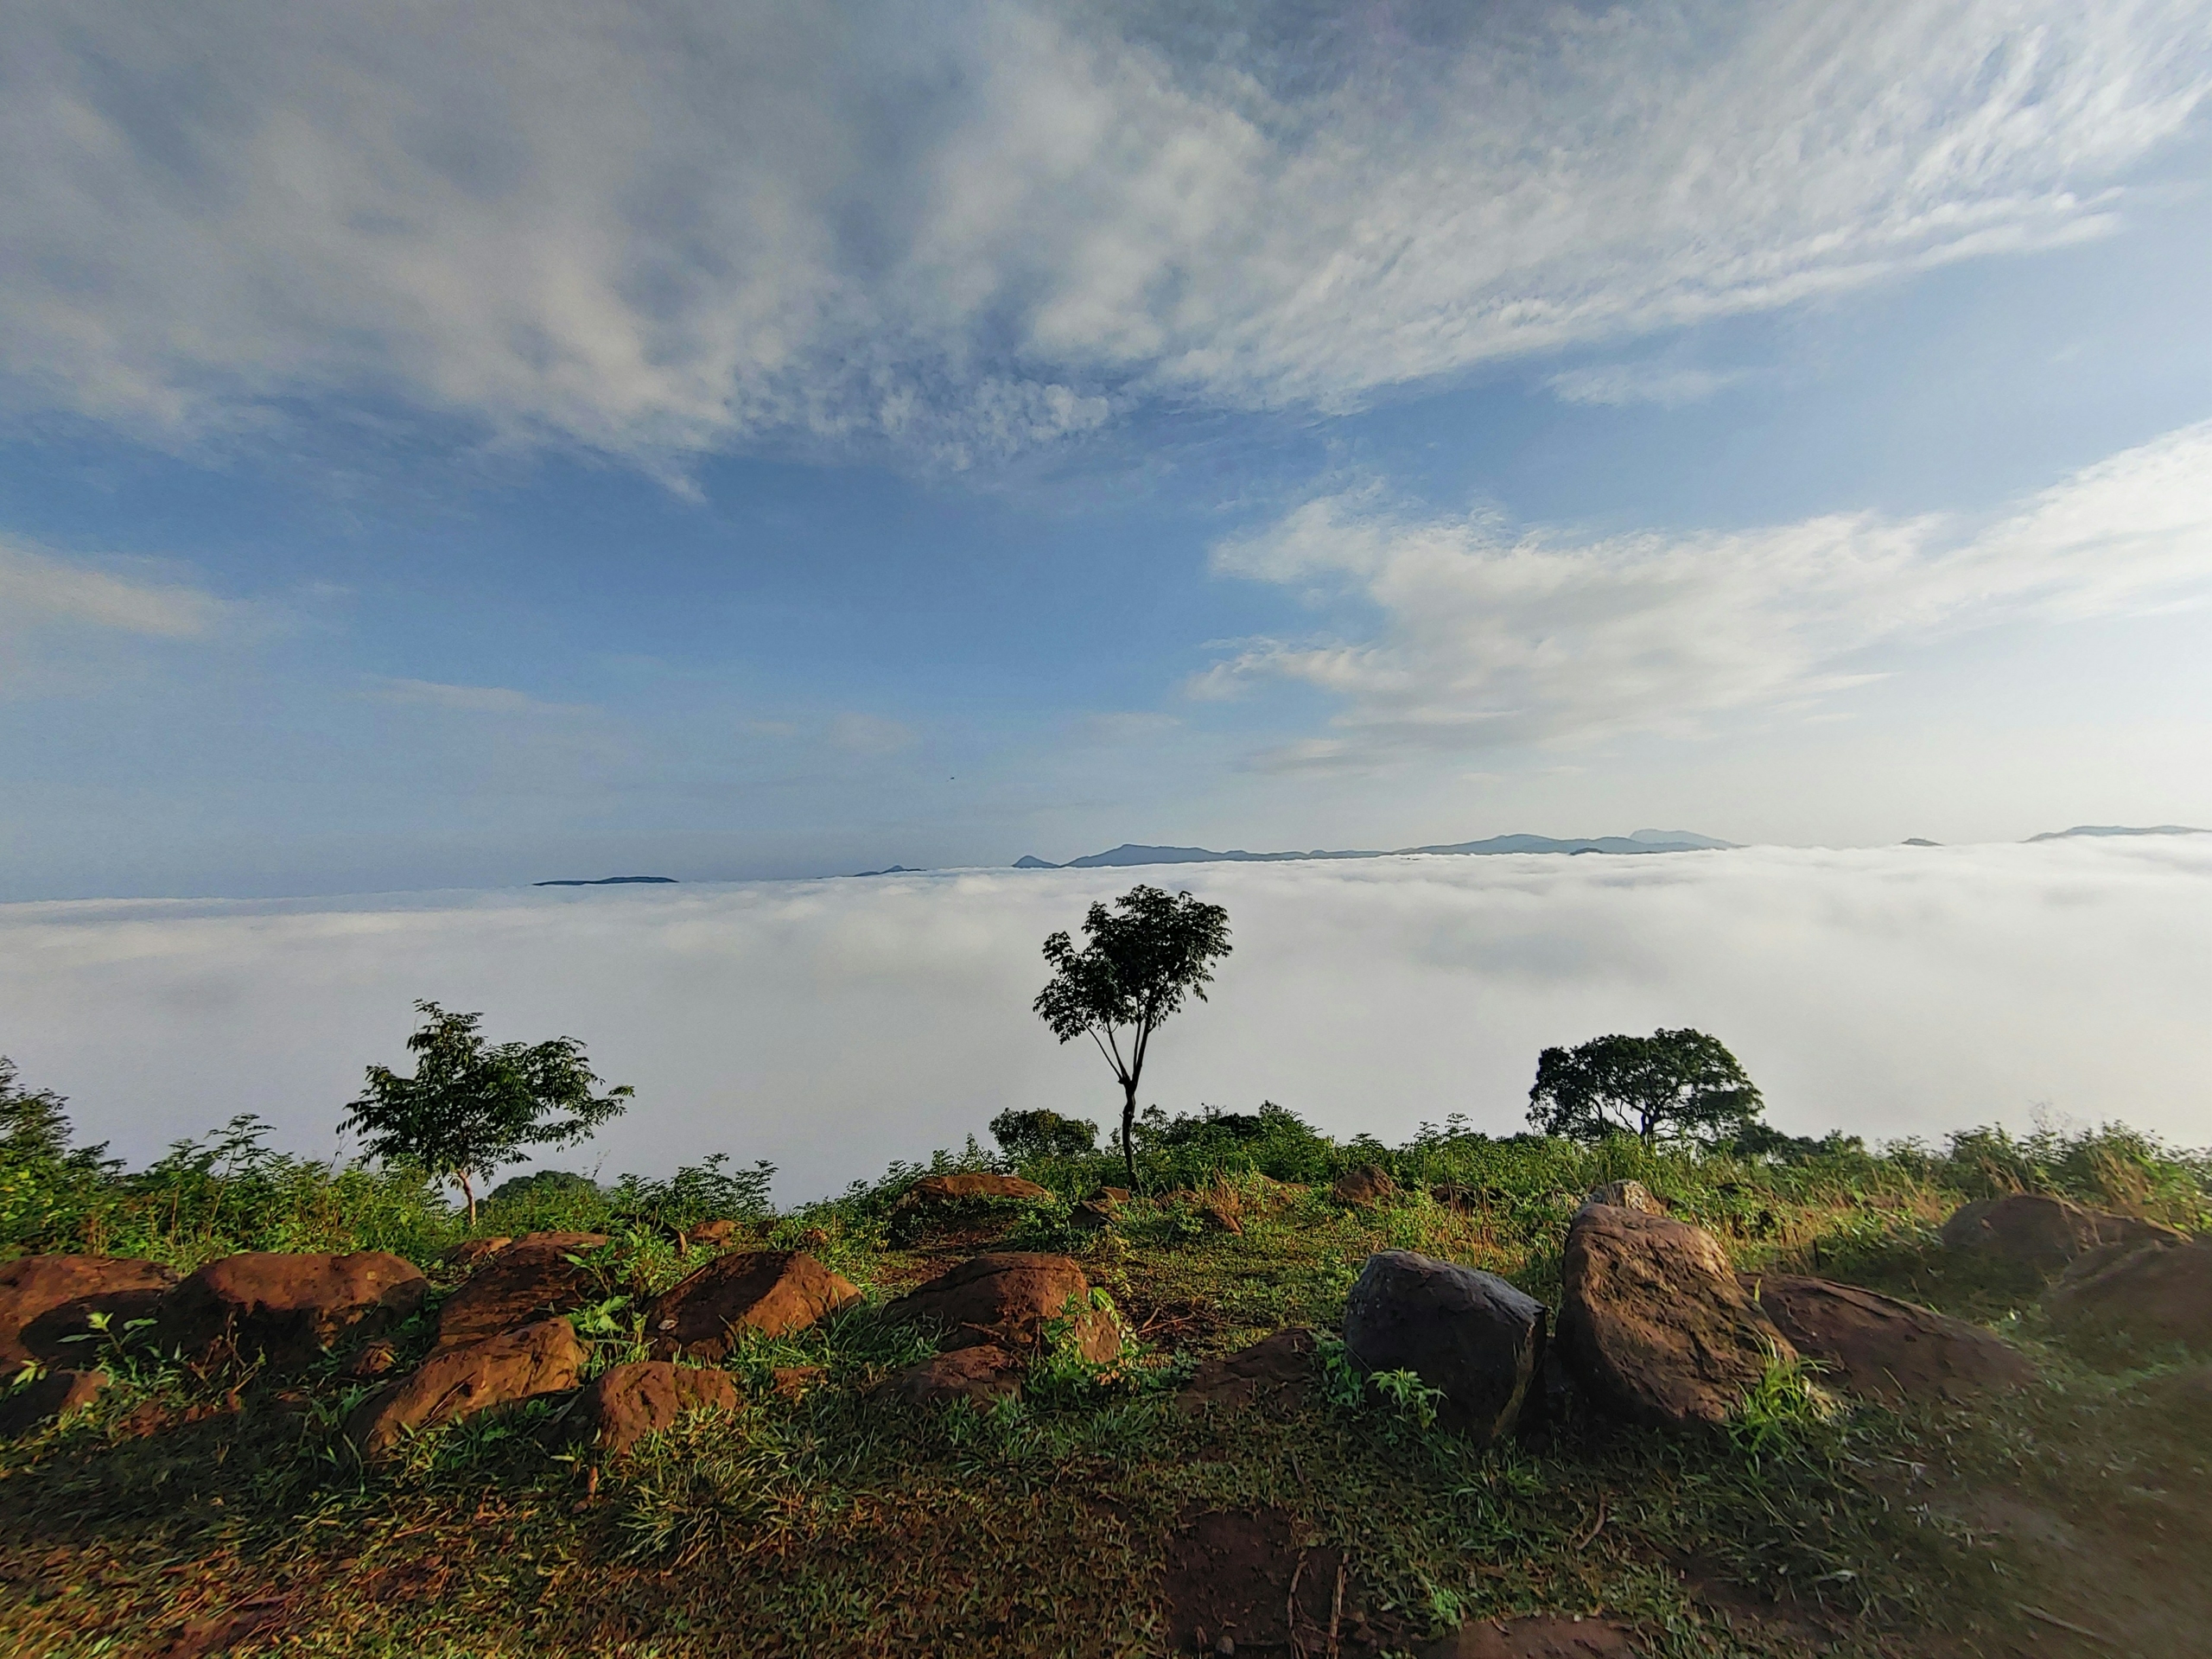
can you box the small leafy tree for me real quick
[988,1108,1099,1163]
[1033,885,1232,1185]
[341,1001,632,1228]
[1527,1027,1764,1147]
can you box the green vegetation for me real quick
[3,1048,2209,1656]
[341,1001,633,1227]
[1527,1027,1764,1146]
[1034,884,1234,1183]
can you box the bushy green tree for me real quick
[341,1001,632,1227]
[1,1057,118,1251]
[988,1108,1099,1162]
[1033,885,1232,1185]
[1528,1028,1764,1147]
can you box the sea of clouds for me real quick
[4,838,2209,1202]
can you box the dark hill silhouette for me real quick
[1015,830,1733,871]
[532,876,677,887]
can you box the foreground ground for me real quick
[2,1127,2209,1659]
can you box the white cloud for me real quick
[0,1,2203,467]
[1202,421,2212,771]
[0,538,231,639]
[372,678,591,716]
[3,839,2207,1200]
[1545,365,1752,408]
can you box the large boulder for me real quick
[899,1173,1052,1207]
[1343,1251,1546,1444]
[0,1369,108,1437]
[891,1344,1026,1408]
[160,1252,427,1366]
[1940,1194,2183,1277]
[2,1255,177,1368]
[1332,1166,1397,1207]
[644,1250,861,1360]
[1560,1205,1790,1427]
[1585,1180,1663,1215]
[886,1252,1119,1361]
[433,1234,608,1351]
[2044,1239,2212,1352]
[1743,1273,2032,1403]
[580,1360,741,1453]
[347,1318,585,1459]
[1177,1327,1317,1415]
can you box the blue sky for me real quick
[5,1,2212,901]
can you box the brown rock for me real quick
[1177,1328,1316,1414]
[2044,1238,2212,1351]
[512,1230,614,1252]
[683,1218,741,1250]
[1560,1205,1791,1427]
[580,1359,740,1453]
[892,1343,1024,1407]
[1092,1186,1131,1206]
[1331,1166,1397,1207]
[899,1172,1053,1206]
[2,1255,178,1368]
[347,1317,585,1459]
[886,1252,1119,1361]
[441,1236,513,1270]
[1584,1180,1663,1215]
[161,1252,427,1366]
[1344,1250,1546,1444]
[1743,1273,2032,1402]
[0,1368,108,1437]
[645,1250,860,1359]
[434,1235,608,1351]
[1939,1193,2182,1277]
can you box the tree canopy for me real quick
[1033,884,1231,1184]
[1526,1027,1764,1146]
[988,1108,1099,1163]
[340,1001,632,1226]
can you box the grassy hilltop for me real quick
[3,1093,2209,1659]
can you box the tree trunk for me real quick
[460,1169,477,1231]
[1121,1078,1139,1187]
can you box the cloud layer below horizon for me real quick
[4,0,2206,467]
[6,838,2207,1202]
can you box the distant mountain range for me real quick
[533,875,677,887]
[2026,824,2209,842]
[1014,829,1736,870]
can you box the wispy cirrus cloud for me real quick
[371,678,594,716]
[0,539,233,639]
[0,1,2203,469]
[1200,421,2212,772]
[0,537,247,691]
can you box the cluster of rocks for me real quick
[1942,1191,2211,1351]
[0,1224,1141,1454]
[1176,1183,2096,1441]
[5,1180,2201,1458]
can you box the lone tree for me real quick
[1526,1027,1764,1147]
[1033,885,1232,1185]
[988,1108,1099,1163]
[340,1001,632,1228]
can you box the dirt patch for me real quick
[143,1595,289,1658]
[1416,1616,1640,1658]
[1157,1508,1382,1655]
